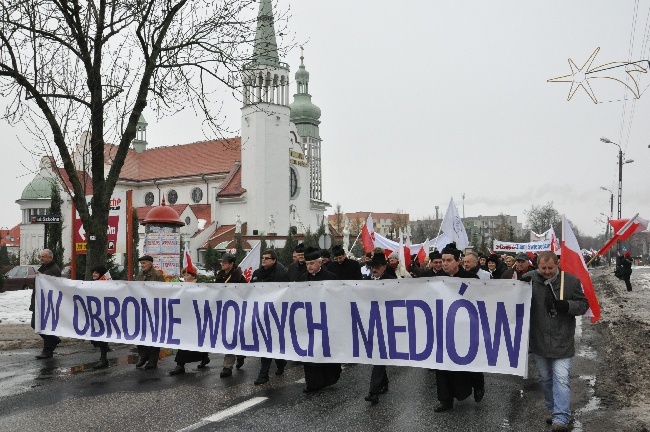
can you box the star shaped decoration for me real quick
[548,47,648,103]
[548,47,600,103]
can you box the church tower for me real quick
[289,51,323,201]
[240,0,291,235]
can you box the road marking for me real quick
[177,397,268,431]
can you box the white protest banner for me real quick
[493,239,552,253]
[35,275,531,377]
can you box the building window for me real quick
[191,187,203,203]
[144,192,154,206]
[289,167,298,198]
[185,216,191,225]
[167,189,178,204]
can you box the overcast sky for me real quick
[2,0,650,238]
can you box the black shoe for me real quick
[364,393,379,404]
[135,359,147,368]
[143,361,157,370]
[303,386,321,393]
[169,364,185,376]
[275,365,285,376]
[35,351,53,359]
[220,367,232,378]
[236,357,245,369]
[254,375,269,385]
[474,387,485,402]
[93,357,109,369]
[434,401,454,412]
[378,384,389,394]
[197,357,210,369]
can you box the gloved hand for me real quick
[554,299,569,314]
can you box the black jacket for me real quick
[363,271,397,280]
[215,266,248,284]
[251,262,289,283]
[445,266,480,279]
[297,268,338,281]
[328,258,362,280]
[287,261,307,282]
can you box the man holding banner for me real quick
[434,243,484,413]
[134,255,166,369]
[525,251,588,431]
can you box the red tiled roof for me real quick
[106,137,241,181]
[0,223,20,247]
[57,168,93,195]
[136,204,188,221]
[201,223,247,249]
[189,204,212,225]
[217,163,246,197]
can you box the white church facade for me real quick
[16,0,329,266]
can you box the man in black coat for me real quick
[287,243,307,282]
[421,251,445,277]
[298,247,341,393]
[328,244,362,280]
[252,249,290,385]
[363,253,397,404]
[617,251,634,291]
[434,244,485,413]
[32,249,62,359]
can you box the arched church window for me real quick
[191,187,203,203]
[185,216,191,225]
[290,167,299,198]
[167,189,178,204]
[145,192,154,206]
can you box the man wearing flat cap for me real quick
[328,244,362,280]
[435,243,485,413]
[297,247,341,393]
[215,252,248,377]
[135,255,166,369]
[502,252,535,280]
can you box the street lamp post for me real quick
[600,137,634,251]
[600,186,614,265]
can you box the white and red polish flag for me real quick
[239,241,261,282]
[597,214,648,256]
[561,216,601,323]
[182,242,196,273]
[361,214,375,253]
[418,238,431,264]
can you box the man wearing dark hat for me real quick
[252,249,290,385]
[422,251,445,277]
[363,252,396,404]
[298,247,341,392]
[287,243,307,281]
[320,249,332,270]
[215,252,248,377]
[328,244,362,280]
[502,252,534,280]
[134,255,166,369]
[435,243,485,413]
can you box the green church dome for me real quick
[290,94,321,124]
[21,176,57,200]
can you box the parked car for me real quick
[2,265,40,292]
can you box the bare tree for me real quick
[0,0,288,276]
[525,202,561,236]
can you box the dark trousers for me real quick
[623,275,632,291]
[175,350,208,365]
[259,357,287,377]
[137,345,160,364]
[369,365,389,394]
[303,363,342,390]
[436,370,483,402]
[31,313,60,352]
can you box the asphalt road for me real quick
[0,311,615,432]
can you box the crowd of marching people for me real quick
[30,243,597,432]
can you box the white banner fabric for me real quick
[35,275,531,377]
[493,239,552,253]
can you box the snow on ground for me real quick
[0,290,32,325]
